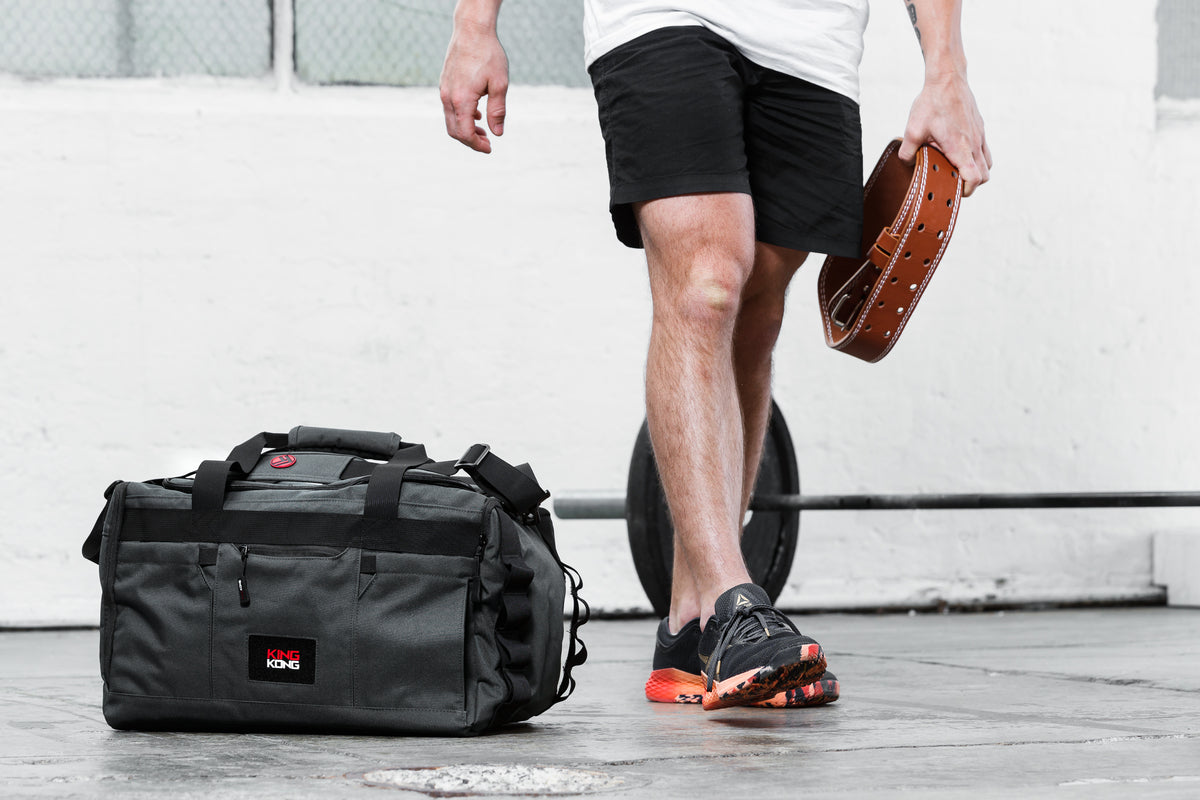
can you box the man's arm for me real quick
[440,0,508,153]
[898,0,992,195]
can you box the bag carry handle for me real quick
[192,427,411,512]
[362,443,432,519]
[190,431,552,521]
[287,426,405,461]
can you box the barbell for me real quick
[553,401,1200,617]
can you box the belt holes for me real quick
[890,276,899,284]
[878,300,886,307]
[865,324,872,331]
[923,258,931,266]
[908,283,918,291]
[884,330,892,338]
[904,251,912,259]
[951,170,957,178]
[917,223,925,232]
[897,306,905,314]
[927,192,934,201]
[932,163,939,171]
[937,230,944,240]
[946,198,952,207]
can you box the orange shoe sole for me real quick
[647,657,837,709]
[645,667,706,704]
[701,644,826,710]
[752,673,840,707]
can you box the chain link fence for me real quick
[0,0,586,86]
[0,0,272,79]
[1157,0,1200,99]
[294,0,586,87]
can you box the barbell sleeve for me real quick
[553,491,627,519]
[756,491,1200,511]
[553,490,1200,519]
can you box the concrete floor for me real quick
[2,608,1199,799]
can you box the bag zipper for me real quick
[238,546,251,607]
[162,470,479,495]
[235,544,345,609]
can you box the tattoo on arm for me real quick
[905,1,922,49]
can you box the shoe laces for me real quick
[706,604,801,690]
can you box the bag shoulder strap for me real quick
[82,481,123,564]
[424,444,552,519]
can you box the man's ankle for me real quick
[667,610,700,636]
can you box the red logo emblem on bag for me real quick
[270,455,297,469]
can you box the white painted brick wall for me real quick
[1,0,1197,625]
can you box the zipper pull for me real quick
[237,546,251,607]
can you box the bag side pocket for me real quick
[109,541,214,699]
[354,553,476,712]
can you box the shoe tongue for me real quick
[716,583,770,618]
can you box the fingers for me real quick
[956,135,991,197]
[441,92,492,153]
[440,88,483,153]
[960,155,984,197]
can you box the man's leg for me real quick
[638,196,827,708]
[666,242,807,634]
[733,243,809,515]
[635,192,758,634]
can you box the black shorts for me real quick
[588,26,863,256]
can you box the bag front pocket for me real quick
[210,543,356,707]
[354,553,476,712]
[109,541,215,699]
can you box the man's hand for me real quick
[899,71,991,196]
[439,13,508,154]
[898,0,991,196]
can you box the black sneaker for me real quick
[697,583,827,710]
[646,616,839,707]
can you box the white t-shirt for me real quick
[583,1,870,102]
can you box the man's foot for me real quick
[645,613,836,707]
[698,583,827,710]
[645,618,707,704]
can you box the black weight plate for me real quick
[626,399,801,618]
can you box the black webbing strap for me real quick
[455,445,550,517]
[495,524,537,718]
[82,480,122,564]
[191,432,290,513]
[556,562,589,702]
[193,460,237,512]
[363,444,432,520]
[537,508,589,702]
[226,432,290,472]
[492,510,590,722]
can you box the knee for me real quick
[656,248,756,335]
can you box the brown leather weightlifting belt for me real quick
[818,139,963,362]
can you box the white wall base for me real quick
[1153,531,1200,608]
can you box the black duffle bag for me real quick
[81,426,587,736]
